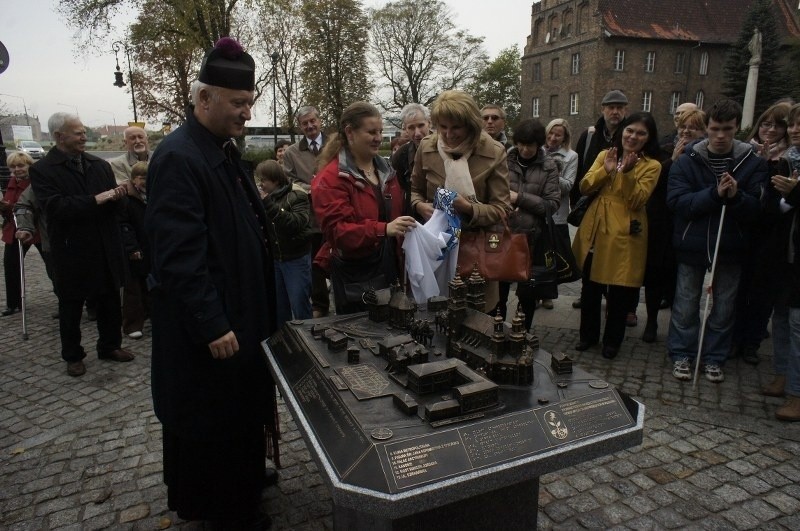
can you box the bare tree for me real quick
[250,0,305,140]
[368,0,487,115]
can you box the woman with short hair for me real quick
[1,151,39,316]
[410,90,510,310]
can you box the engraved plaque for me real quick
[382,430,472,490]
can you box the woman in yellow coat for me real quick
[572,112,661,359]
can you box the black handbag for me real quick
[567,193,596,227]
[527,207,579,288]
[330,240,397,314]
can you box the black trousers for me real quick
[59,288,122,362]
[579,253,639,349]
[310,232,330,314]
[3,241,41,310]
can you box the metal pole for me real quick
[125,46,138,123]
[13,213,28,340]
[271,52,279,148]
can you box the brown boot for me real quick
[762,375,786,398]
[775,395,800,422]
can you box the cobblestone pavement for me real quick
[2,251,799,530]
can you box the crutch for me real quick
[692,204,727,388]
[13,213,29,340]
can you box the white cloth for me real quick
[403,209,459,303]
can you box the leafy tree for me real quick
[368,0,487,115]
[467,47,521,127]
[722,0,793,116]
[299,0,372,126]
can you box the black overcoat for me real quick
[145,110,277,439]
[29,148,126,299]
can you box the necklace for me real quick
[359,165,377,182]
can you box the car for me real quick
[16,140,46,159]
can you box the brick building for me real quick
[521,0,800,136]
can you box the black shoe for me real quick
[741,345,760,366]
[575,340,596,351]
[264,467,279,487]
[641,322,657,343]
[602,345,619,359]
[1,307,20,316]
[572,299,582,309]
[659,298,671,310]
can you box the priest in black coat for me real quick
[145,38,278,527]
[30,113,134,377]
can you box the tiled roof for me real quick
[600,0,800,44]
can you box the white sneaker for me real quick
[704,363,724,383]
[127,331,143,339]
[672,358,691,381]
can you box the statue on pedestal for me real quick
[748,28,762,66]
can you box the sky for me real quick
[0,0,534,132]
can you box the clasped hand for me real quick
[604,147,639,174]
[95,185,127,205]
[717,172,738,199]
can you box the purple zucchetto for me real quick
[198,37,255,91]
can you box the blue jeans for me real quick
[274,254,312,328]
[668,262,741,366]
[787,308,800,396]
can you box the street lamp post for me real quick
[0,93,30,126]
[271,51,279,148]
[112,41,138,123]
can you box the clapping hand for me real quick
[717,172,738,199]
[771,170,799,196]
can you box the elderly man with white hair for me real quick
[109,126,150,184]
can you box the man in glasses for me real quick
[481,104,512,150]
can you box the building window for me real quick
[670,92,681,114]
[532,97,540,118]
[533,62,541,82]
[550,94,558,117]
[571,53,580,75]
[696,90,705,109]
[551,58,559,79]
[699,51,709,75]
[645,51,656,72]
[674,53,685,74]
[614,49,625,71]
[642,91,652,112]
[570,93,579,115]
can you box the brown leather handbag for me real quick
[457,221,530,282]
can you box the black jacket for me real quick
[262,182,311,261]
[571,115,616,207]
[145,109,277,439]
[30,147,127,299]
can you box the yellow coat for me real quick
[571,150,660,287]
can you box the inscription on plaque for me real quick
[294,368,371,476]
[459,411,549,468]
[337,364,392,400]
[538,389,633,444]
[382,430,471,490]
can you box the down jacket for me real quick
[667,139,769,267]
[506,147,560,234]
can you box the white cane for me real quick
[13,213,29,340]
[692,204,727,388]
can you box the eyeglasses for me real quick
[759,121,785,130]
[677,125,700,132]
[482,114,502,121]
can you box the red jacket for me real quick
[312,151,405,273]
[2,176,39,245]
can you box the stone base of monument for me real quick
[264,312,645,530]
[334,477,539,530]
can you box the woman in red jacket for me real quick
[1,152,40,316]
[312,101,416,314]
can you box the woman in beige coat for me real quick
[572,112,661,359]
[410,90,510,310]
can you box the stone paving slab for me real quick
[2,249,799,530]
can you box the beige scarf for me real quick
[437,135,477,201]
